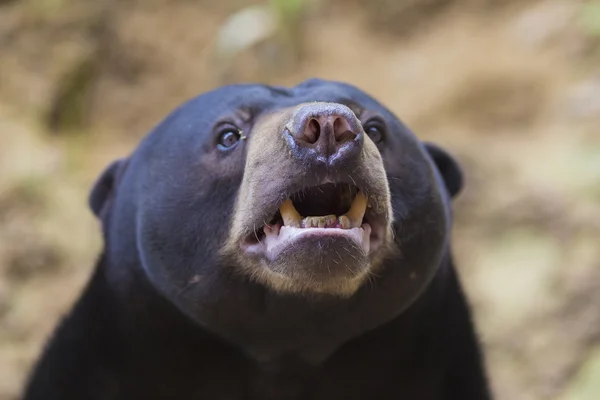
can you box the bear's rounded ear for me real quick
[423,142,464,199]
[89,158,128,219]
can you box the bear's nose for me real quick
[284,102,363,166]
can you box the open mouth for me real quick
[242,182,386,260]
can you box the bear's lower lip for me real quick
[241,222,386,261]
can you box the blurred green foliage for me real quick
[269,0,304,18]
[580,1,600,36]
[45,57,98,134]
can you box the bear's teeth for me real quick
[301,215,337,228]
[341,191,367,228]
[280,199,302,227]
[279,192,367,230]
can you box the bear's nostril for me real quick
[332,116,355,144]
[304,119,320,144]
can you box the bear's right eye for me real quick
[217,128,242,150]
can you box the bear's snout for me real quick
[283,102,363,170]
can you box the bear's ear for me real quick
[423,142,464,199]
[89,158,128,219]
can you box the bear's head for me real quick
[90,79,462,361]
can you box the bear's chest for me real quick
[116,353,443,400]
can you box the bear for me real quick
[22,78,491,399]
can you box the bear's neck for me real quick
[28,251,481,399]
[62,250,459,372]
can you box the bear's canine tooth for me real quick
[338,215,351,229]
[280,199,302,227]
[342,191,367,228]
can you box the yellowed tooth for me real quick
[302,215,336,228]
[280,199,302,227]
[324,215,337,227]
[338,215,351,229]
[342,191,368,228]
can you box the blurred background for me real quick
[1,0,600,399]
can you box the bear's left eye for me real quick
[217,128,242,150]
[363,119,386,143]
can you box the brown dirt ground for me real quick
[1,0,600,399]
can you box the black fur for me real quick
[22,79,491,400]
[423,142,464,198]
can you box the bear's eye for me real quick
[363,119,385,143]
[217,128,242,150]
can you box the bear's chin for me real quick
[253,234,373,297]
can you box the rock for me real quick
[563,76,600,120]
[214,5,277,60]
[510,1,578,49]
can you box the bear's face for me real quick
[223,99,394,297]
[91,79,462,356]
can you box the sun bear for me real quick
[22,79,491,399]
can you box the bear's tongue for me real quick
[279,191,368,230]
